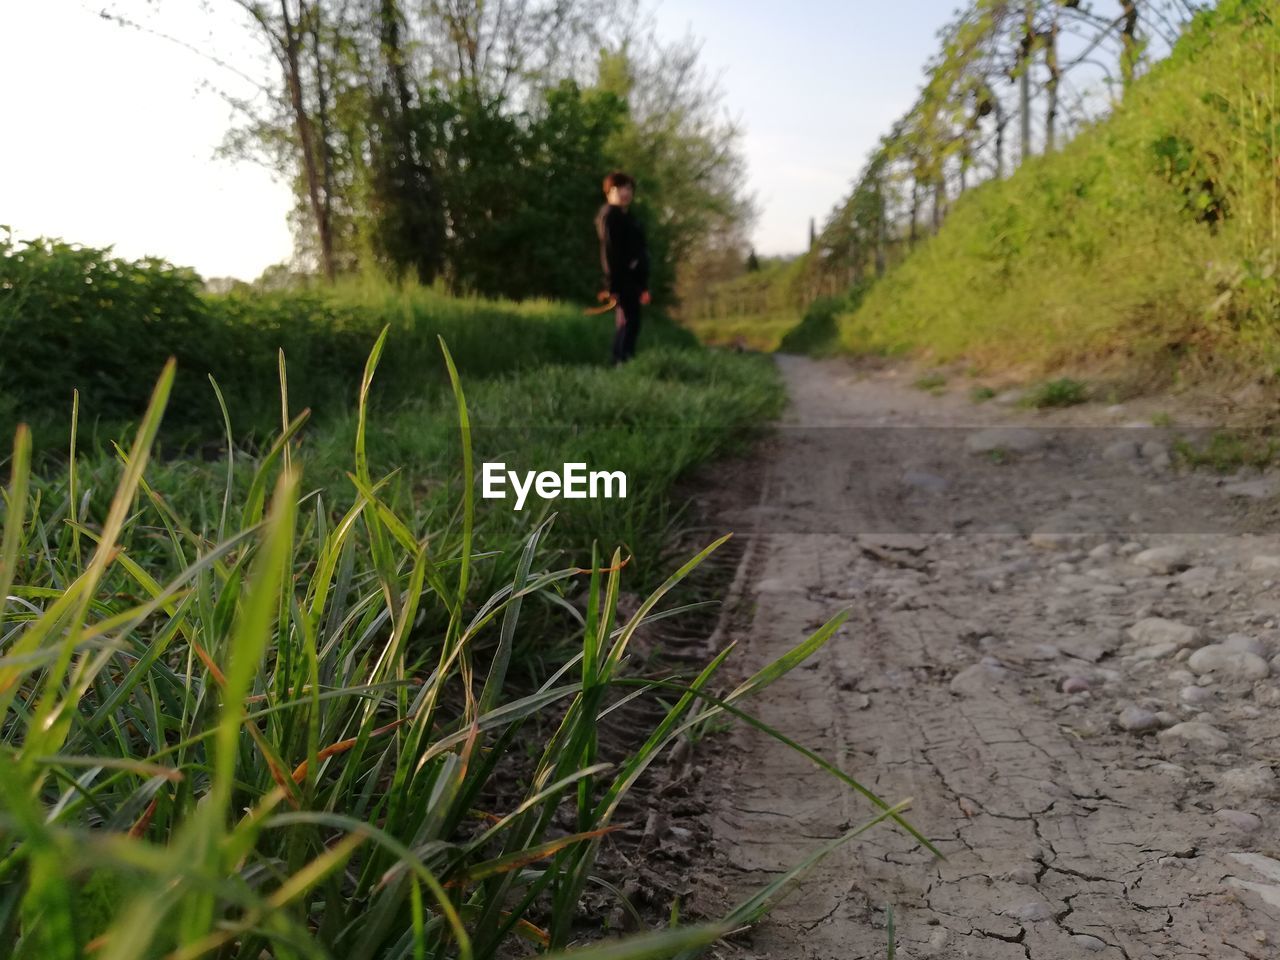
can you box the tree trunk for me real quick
[1045,17,1060,151]
[995,105,1007,179]
[381,0,413,115]
[874,181,888,277]
[1019,1,1036,162]
[932,175,945,233]
[306,3,337,278]
[909,182,920,247]
[377,0,445,283]
[280,0,335,282]
[1120,1,1140,88]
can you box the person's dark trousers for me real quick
[611,290,642,365]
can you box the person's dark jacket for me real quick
[595,204,649,296]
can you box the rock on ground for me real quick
[1187,644,1271,680]
[1126,616,1201,649]
[1133,545,1191,574]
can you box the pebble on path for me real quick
[1218,765,1277,802]
[1187,644,1271,680]
[1216,809,1263,832]
[950,661,1010,696]
[1133,545,1191,574]
[1127,617,1201,649]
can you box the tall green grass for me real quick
[0,340,926,958]
[0,234,698,450]
[841,0,1280,383]
[29,345,783,595]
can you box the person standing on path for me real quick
[595,171,651,365]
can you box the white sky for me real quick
[1,0,964,280]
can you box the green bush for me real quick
[778,282,876,357]
[1173,428,1280,472]
[0,235,212,421]
[913,373,947,393]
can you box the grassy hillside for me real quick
[841,0,1280,385]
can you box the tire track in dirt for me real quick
[693,356,1280,959]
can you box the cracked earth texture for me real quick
[693,357,1280,959]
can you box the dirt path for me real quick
[693,356,1280,959]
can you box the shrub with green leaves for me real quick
[777,289,870,358]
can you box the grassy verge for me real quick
[0,339,923,958]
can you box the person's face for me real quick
[608,184,634,207]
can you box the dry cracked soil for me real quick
[686,355,1280,959]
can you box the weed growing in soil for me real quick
[1021,378,1088,409]
[1173,428,1279,472]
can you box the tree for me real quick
[1020,0,1037,160]
[429,81,626,300]
[597,34,755,304]
[232,1,340,281]
[106,0,752,299]
[412,0,628,107]
[364,0,446,283]
[1044,7,1061,149]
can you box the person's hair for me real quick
[602,171,636,196]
